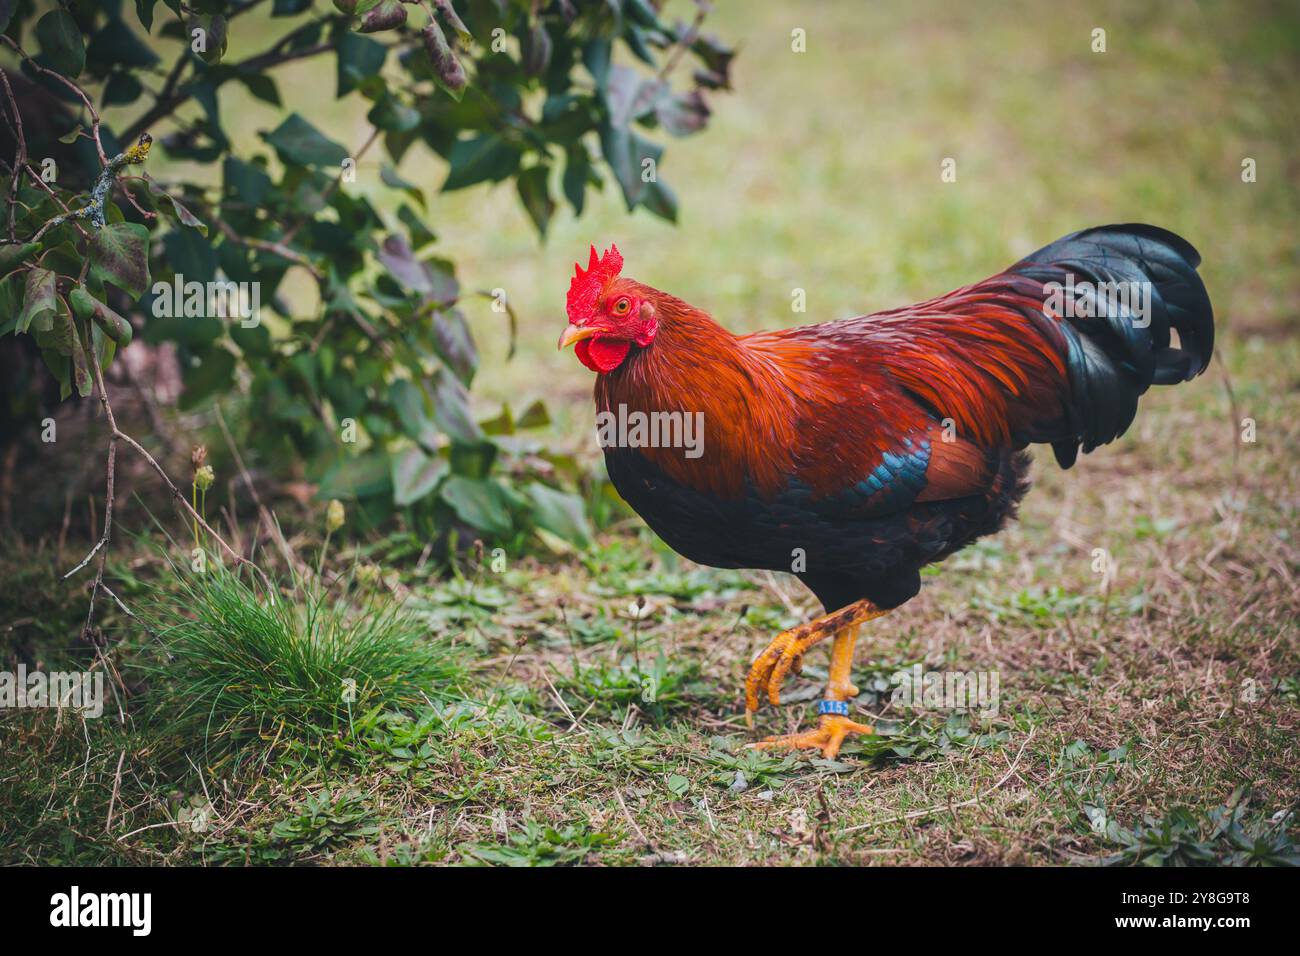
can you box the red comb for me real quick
[566,244,623,324]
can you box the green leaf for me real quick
[151,187,209,236]
[389,378,440,450]
[516,166,555,237]
[262,113,349,168]
[377,234,433,296]
[136,0,158,32]
[599,123,663,211]
[72,286,133,346]
[392,447,447,506]
[398,205,435,247]
[41,347,72,401]
[515,400,550,430]
[70,328,92,396]
[656,91,710,138]
[89,223,151,298]
[442,134,521,192]
[440,476,512,537]
[18,268,58,334]
[35,293,78,357]
[605,65,664,128]
[180,347,235,408]
[230,321,270,357]
[223,157,273,207]
[336,32,387,98]
[359,0,406,34]
[525,482,592,547]
[368,93,421,133]
[103,72,145,106]
[0,242,41,274]
[430,308,477,386]
[319,451,392,500]
[237,72,281,107]
[640,176,678,223]
[562,151,590,216]
[428,366,481,443]
[163,228,217,283]
[87,16,161,70]
[36,10,84,78]
[382,164,425,210]
[582,38,612,89]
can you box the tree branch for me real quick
[121,36,337,146]
[0,35,108,165]
[30,134,154,242]
[0,68,26,242]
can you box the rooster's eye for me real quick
[612,297,631,315]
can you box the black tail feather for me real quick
[1010,223,1214,468]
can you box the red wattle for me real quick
[576,336,631,373]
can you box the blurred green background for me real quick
[139,0,1300,445]
[425,0,1299,405]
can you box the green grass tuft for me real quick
[136,560,466,750]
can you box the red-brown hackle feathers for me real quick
[567,244,623,325]
[594,275,1077,504]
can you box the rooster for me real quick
[559,226,1213,757]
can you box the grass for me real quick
[2,0,1299,865]
[134,557,468,751]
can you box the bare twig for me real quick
[473,289,519,360]
[206,206,322,278]
[213,402,302,575]
[0,35,108,165]
[1215,350,1241,471]
[21,164,92,240]
[614,785,649,846]
[105,750,126,832]
[0,68,26,242]
[66,333,272,603]
[121,37,336,146]
[655,3,707,83]
[68,326,120,645]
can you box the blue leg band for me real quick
[817,699,851,717]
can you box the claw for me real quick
[742,599,888,723]
[743,630,794,715]
[749,713,875,760]
[744,628,821,715]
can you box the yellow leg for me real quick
[744,598,887,722]
[747,605,885,759]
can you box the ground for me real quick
[1,0,1298,865]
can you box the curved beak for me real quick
[557,324,599,350]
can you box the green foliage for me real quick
[0,0,733,546]
[462,818,616,866]
[1095,789,1300,867]
[207,788,380,864]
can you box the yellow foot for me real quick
[749,713,875,759]
[744,628,822,724]
[743,600,887,726]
